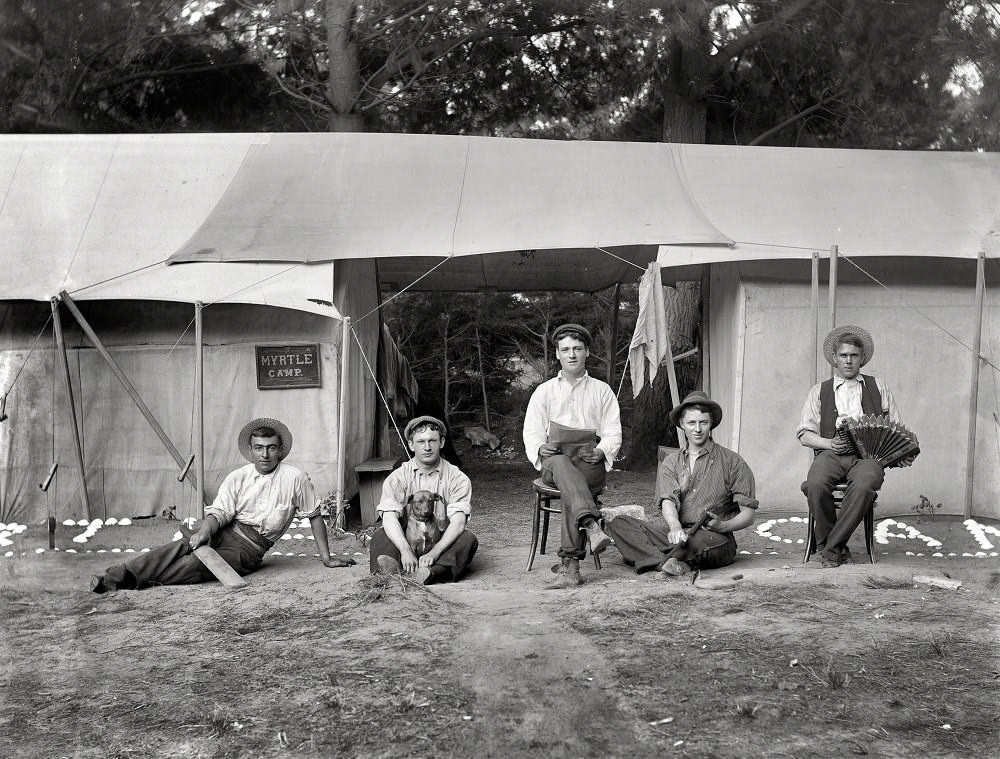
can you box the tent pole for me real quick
[607,282,621,387]
[58,291,198,493]
[811,251,820,383]
[828,245,838,339]
[335,315,351,531]
[964,251,986,519]
[195,302,206,515]
[700,265,711,396]
[50,297,92,520]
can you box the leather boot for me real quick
[583,520,611,555]
[546,557,584,588]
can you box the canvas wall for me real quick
[706,259,1000,520]
[0,301,342,524]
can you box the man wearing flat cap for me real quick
[369,415,478,584]
[798,325,903,568]
[606,391,758,577]
[90,417,354,592]
[523,323,622,587]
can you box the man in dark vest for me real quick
[797,326,902,567]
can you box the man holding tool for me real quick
[90,417,354,592]
[605,391,758,577]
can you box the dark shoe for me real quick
[659,557,692,577]
[820,556,841,569]
[376,555,403,575]
[840,550,855,565]
[546,558,585,588]
[89,575,107,594]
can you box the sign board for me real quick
[255,344,322,389]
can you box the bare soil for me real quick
[2,455,998,758]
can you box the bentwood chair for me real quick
[525,478,603,572]
[801,481,877,564]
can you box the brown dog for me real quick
[405,490,448,557]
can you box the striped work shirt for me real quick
[654,440,758,527]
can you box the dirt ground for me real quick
[2,455,998,758]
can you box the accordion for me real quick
[834,414,920,468]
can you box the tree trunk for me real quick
[476,326,491,432]
[325,0,366,132]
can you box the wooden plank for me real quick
[180,525,249,590]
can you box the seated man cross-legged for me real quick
[607,391,758,578]
[368,416,478,585]
[522,323,622,588]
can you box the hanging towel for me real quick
[628,263,668,397]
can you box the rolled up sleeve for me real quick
[203,470,242,528]
[729,458,758,510]
[444,473,473,520]
[295,473,320,519]
[653,456,683,506]
[376,469,407,517]
[796,384,821,440]
[596,388,622,472]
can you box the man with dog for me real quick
[369,416,478,584]
[523,323,622,587]
[798,325,902,568]
[606,391,758,577]
[90,417,354,592]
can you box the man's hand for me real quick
[188,531,210,550]
[668,528,688,545]
[539,443,560,458]
[831,436,853,454]
[417,551,439,568]
[321,556,356,568]
[400,547,419,573]
[577,448,605,465]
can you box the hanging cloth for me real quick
[628,263,669,397]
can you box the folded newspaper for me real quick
[548,421,598,462]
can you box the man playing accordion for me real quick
[797,325,904,568]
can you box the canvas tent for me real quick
[1,132,731,526]
[0,134,354,525]
[655,144,1000,520]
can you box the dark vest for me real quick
[819,374,883,439]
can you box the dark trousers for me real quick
[541,454,606,560]
[606,516,737,572]
[368,527,478,582]
[804,451,884,562]
[99,523,268,590]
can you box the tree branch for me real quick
[709,0,821,76]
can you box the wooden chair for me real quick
[525,478,603,571]
[801,481,877,564]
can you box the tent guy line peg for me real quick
[0,393,7,422]
[39,463,58,492]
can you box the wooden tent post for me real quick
[811,251,820,382]
[700,265,711,396]
[58,291,198,492]
[335,316,351,530]
[607,282,621,387]
[828,245,838,335]
[964,251,986,519]
[195,302,206,514]
[50,297,92,520]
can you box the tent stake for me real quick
[334,316,351,532]
[58,291,198,492]
[195,301,206,514]
[51,297,92,520]
[964,251,986,519]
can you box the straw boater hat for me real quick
[404,415,447,440]
[551,323,593,348]
[238,417,293,462]
[669,390,723,429]
[823,325,874,367]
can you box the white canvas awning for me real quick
[656,144,1000,267]
[168,133,731,292]
[0,134,341,317]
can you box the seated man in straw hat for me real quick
[369,416,478,585]
[797,326,903,568]
[606,391,758,577]
[523,323,621,587]
[90,417,355,592]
